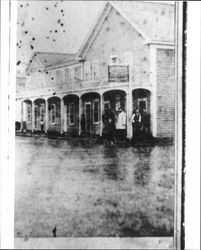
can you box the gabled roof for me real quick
[26,1,174,72]
[78,1,174,58]
[26,52,77,72]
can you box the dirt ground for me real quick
[15,136,174,237]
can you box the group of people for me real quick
[102,107,151,144]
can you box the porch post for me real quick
[45,99,49,133]
[126,91,133,139]
[100,93,104,137]
[32,101,35,132]
[150,45,157,137]
[78,96,82,135]
[63,102,67,133]
[60,98,64,134]
[20,101,24,132]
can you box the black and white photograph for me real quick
[0,1,200,249]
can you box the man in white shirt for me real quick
[116,107,127,140]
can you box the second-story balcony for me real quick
[16,65,131,98]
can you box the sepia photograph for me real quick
[1,0,190,249]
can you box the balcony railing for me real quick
[17,67,130,98]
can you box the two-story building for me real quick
[16,1,175,139]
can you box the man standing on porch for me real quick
[116,107,127,140]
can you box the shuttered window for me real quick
[27,104,31,122]
[51,104,56,124]
[84,61,91,79]
[93,99,99,123]
[92,60,99,78]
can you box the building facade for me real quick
[16,2,175,139]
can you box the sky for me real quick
[16,0,174,74]
[16,1,104,73]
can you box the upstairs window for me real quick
[92,60,99,78]
[93,99,99,123]
[69,68,74,80]
[84,61,91,79]
[74,65,81,80]
[56,70,63,84]
[65,68,70,81]
[51,103,56,124]
[69,102,75,125]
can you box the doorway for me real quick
[85,102,91,134]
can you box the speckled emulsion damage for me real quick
[14,1,183,249]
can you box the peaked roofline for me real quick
[26,52,76,73]
[77,1,151,59]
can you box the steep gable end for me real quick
[78,2,148,59]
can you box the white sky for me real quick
[17,1,104,73]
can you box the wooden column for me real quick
[78,97,82,135]
[20,101,24,132]
[32,101,35,132]
[126,90,133,139]
[45,100,48,133]
[100,93,104,137]
[60,98,64,134]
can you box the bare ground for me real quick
[15,136,174,237]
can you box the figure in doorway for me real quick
[102,108,115,145]
[131,109,142,141]
[81,114,86,135]
[40,118,45,133]
[141,108,151,140]
[116,107,127,140]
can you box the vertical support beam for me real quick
[126,90,133,139]
[78,96,82,135]
[150,45,157,137]
[100,93,104,137]
[32,101,35,132]
[63,102,67,133]
[45,99,48,133]
[60,98,64,134]
[20,101,24,131]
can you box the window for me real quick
[56,70,63,84]
[92,60,99,78]
[74,65,81,80]
[65,68,70,81]
[104,100,110,110]
[115,94,121,111]
[27,104,31,122]
[137,98,147,112]
[93,99,99,123]
[69,68,74,80]
[84,61,91,79]
[51,103,56,124]
[39,104,45,120]
[69,103,75,125]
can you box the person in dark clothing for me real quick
[141,109,151,139]
[40,118,45,133]
[52,226,57,237]
[102,109,115,144]
[131,109,142,141]
[81,114,86,135]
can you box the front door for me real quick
[85,102,91,134]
